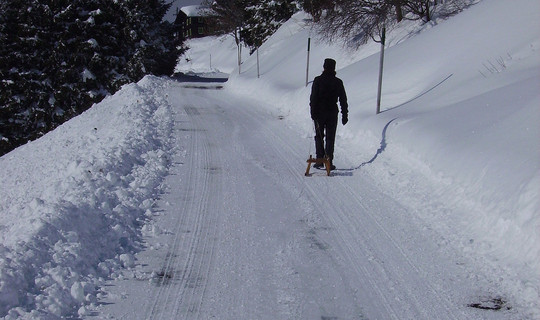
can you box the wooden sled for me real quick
[305,155,331,176]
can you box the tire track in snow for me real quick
[171,103,221,318]
[145,87,307,319]
[229,115,306,320]
[144,103,199,319]
[146,103,220,319]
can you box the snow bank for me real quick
[196,0,539,316]
[0,76,174,318]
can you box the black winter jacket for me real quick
[310,71,348,121]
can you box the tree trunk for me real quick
[425,1,431,22]
[394,0,403,22]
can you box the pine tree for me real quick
[0,0,57,152]
[241,0,298,51]
[0,0,181,156]
[206,0,298,54]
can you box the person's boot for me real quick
[329,160,336,171]
[313,155,325,169]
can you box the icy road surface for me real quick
[92,80,514,320]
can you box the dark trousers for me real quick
[314,115,338,161]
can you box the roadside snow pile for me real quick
[196,0,539,316]
[0,76,174,319]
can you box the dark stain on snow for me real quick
[181,84,224,90]
[178,128,205,132]
[205,166,222,174]
[307,229,329,251]
[155,270,174,286]
[468,296,511,311]
[184,106,200,116]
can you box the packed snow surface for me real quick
[1,0,539,318]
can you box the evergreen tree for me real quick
[0,0,58,151]
[120,0,180,80]
[205,0,298,54]
[0,0,181,156]
[241,0,299,52]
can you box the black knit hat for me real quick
[323,58,336,71]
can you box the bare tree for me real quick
[312,0,473,46]
[393,0,404,22]
[300,0,334,22]
[202,0,248,71]
[315,0,396,46]
[403,0,437,22]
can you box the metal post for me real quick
[376,27,386,114]
[238,43,242,74]
[257,48,260,78]
[305,38,311,87]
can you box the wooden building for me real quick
[175,5,213,39]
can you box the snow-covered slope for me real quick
[179,0,540,315]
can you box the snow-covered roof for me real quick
[180,5,207,17]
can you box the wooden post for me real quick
[376,26,386,114]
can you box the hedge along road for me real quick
[90,78,512,320]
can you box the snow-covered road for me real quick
[92,80,515,319]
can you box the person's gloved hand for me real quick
[342,114,348,125]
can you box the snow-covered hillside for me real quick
[179,0,540,315]
[0,0,538,318]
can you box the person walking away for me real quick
[309,58,348,170]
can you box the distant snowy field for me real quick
[0,0,538,318]
[179,0,540,316]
